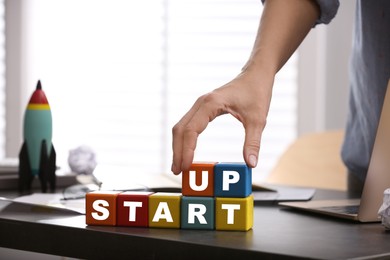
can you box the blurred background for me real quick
[1,0,354,183]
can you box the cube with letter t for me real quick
[117,191,154,227]
[216,195,254,231]
[214,162,252,198]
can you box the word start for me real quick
[85,162,254,231]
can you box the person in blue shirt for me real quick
[171,0,390,194]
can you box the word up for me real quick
[86,162,254,231]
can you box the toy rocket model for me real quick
[19,80,56,193]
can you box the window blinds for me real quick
[0,0,4,159]
[19,0,297,182]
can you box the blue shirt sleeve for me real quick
[260,0,340,25]
[315,0,340,25]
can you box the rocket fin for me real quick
[39,140,56,193]
[18,141,34,194]
[48,144,56,192]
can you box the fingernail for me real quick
[249,154,257,167]
[171,163,177,174]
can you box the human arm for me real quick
[171,0,320,175]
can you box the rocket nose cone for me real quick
[29,81,49,105]
[37,80,42,90]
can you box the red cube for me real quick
[117,191,154,227]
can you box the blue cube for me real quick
[214,162,252,198]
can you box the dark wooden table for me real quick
[0,188,389,259]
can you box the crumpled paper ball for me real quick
[378,188,390,229]
[68,146,97,175]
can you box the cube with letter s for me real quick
[86,191,122,226]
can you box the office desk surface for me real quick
[0,189,389,259]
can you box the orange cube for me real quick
[182,162,217,197]
[86,191,121,226]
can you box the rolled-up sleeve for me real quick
[315,0,339,25]
[261,0,340,25]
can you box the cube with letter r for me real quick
[214,162,252,198]
[181,196,215,230]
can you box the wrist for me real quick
[238,61,276,95]
[241,57,278,80]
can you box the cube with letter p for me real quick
[214,162,252,198]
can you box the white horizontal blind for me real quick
[165,0,297,182]
[23,0,165,174]
[0,0,4,159]
[20,0,297,181]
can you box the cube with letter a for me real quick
[182,162,217,197]
[149,192,182,228]
[215,195,254,231]
[86,191,121,226]
[214,162,252,198]
[117,191,154,227]
[181,196,215,230]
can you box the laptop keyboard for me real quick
[317,205,360,215]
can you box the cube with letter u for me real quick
[182,162,217,197]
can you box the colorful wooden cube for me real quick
[182,162,217,197]
[181,196,215,230]
[215,195,254,231]
[117,191,154,227]
[86,191,122,226]
[148,192,182,229]
[85,161,254,231]
[214,162,252,198]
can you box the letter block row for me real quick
[85,162,254,231]
[86,191,253,231]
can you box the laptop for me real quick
[280,80,390,222]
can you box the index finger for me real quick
[171,93,225,174]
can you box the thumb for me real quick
[243,123,262,168]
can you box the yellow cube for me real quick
[215,195,253,231]
[149,192,182,228]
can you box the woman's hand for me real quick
[171,0,320,175]
[171,71,274,174]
